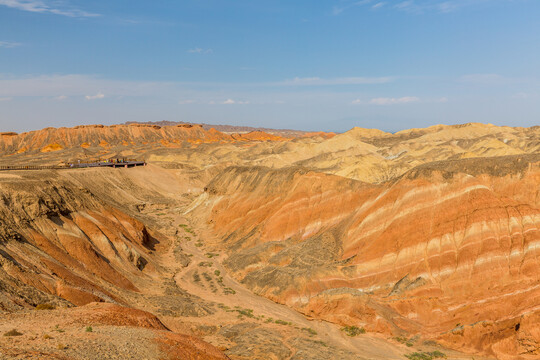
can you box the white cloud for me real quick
[220,99,249,105]
[85,92,105,100]
[369,96,420,105]
[0,0,99,17]
[512,92,537,99]
[353,96,445,105]
[187,48,213,54]
[458,73,526,85]
[0,41,21,48]
[0,74,178,97]
[438,1,459,13]
[333,0,373,15]
[0,74,397,99]
[179,99,195,104]
[282,76,393,86]
[0,97,13,102]
[54,95,67,100]
[339,0,507,14]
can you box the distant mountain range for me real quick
[123,120,313,137]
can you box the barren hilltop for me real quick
[0,122,539,360]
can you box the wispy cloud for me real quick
[512,92,537,99]
[54,95,67,100]
[352,96,420,105]
[0,97,13,102]
[336,0,508,15]
[0,41,21,48]
[85,92,105,100]
[437,97,449,103]
[221,99,249,105]
[333,0,373,15]
[0,0,99,17]
[370,96,419,105]
[187,48,213,54]
[280,76,393,86]
[0,73,395,99]
[458,73,527,85]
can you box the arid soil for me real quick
[0,122,538,359]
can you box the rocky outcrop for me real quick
[0,175,160,308]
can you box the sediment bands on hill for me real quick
[0,175,157,308]
[1,123,539,359]
[191,155,540,358]
[0,123,289,154]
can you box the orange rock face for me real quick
[195,156,540,359]
[0,124,293,155]
[0,178,158,308]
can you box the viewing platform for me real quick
[0,160,146,171]
[73,160,146,169]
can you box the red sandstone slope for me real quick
[0,123,290,155]
[0,302,229,360]
[0,171,229,359]
[191,155,540,359]
[0,175,161,308]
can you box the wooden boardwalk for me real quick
[0,161,146,171]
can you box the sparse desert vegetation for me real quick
[405,351,447,360]
[341,326,366,336]
[35,303,55,310]
[4,329,23,337]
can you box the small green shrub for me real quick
[198,261,213,267]
[236,308,254,318]
[302,327,317,336]
[214,270,221,276]
[394,336,415,347]
[274,319,292,326]
[179,224,196,235]
[404,351,446,360]
[35,303,55,310]
[85,326,93,332]
[4,329,22,337]
[341,326,366,336]
[205,252,219,258]
[54,325,65,333]
[223,287,236,295]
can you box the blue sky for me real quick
[0,0,539,132]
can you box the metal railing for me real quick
[0,160,146,171]
[0,165,70,170]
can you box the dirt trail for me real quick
[145,205,488,360]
